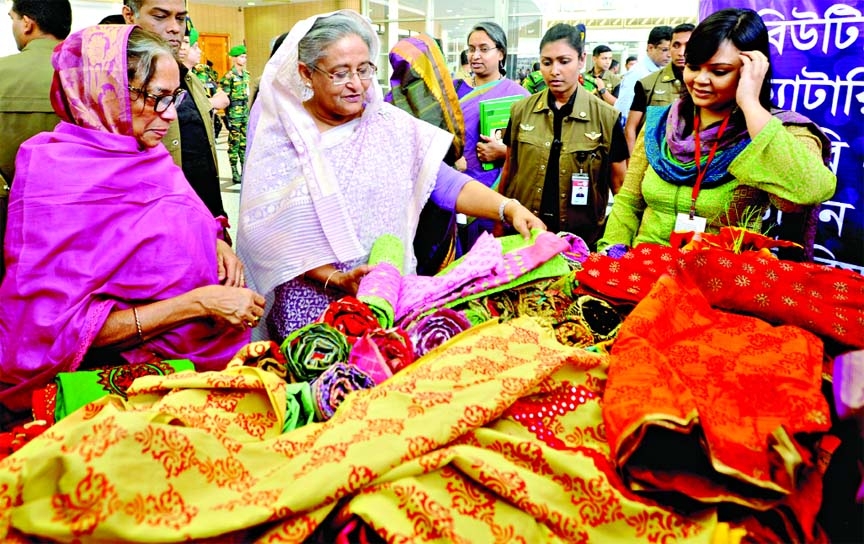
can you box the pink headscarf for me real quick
[50,24,134,135]
[0,25,248,410]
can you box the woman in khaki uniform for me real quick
[500,23,629,249]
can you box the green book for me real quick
[478,95,523,171]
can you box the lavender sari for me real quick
[0,25,248,410]
[456,78,529,253]
[457,78,529,188]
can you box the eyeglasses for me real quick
[468,46,498,55]
[128,86,187,113]
[310,63,377,85]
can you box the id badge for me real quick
[570,172,590,206]
[674,213,707,234]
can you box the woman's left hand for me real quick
[506,201,547,239]
[216,239,245,287]
[736,51,770,109]
[476,134,506,164]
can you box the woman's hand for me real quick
[505,200,547,239]
[736,50,770,110]
[737,50,773,139]
[476,134,506,164]
[328,264,373,296]
[454,156,468,172]
[194,284,266,329]
[216,238,245,287]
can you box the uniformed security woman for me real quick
[500,23,629,249]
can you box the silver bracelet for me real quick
[498,198,518,224]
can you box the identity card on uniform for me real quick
[570,172,589,206]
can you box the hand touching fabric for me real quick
[217,238,245,286]
[505,200,547,239]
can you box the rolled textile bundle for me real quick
[226,341,289,380]
[459,297,496,326]
[357,234,406,328]
[347,333,395,384]
[280,322,350,383]
[557,232,592,264]
[403,307,472,359]
[365,327,414,374]
[553,319,595,348]
[310,362,376,421]
[368,233,406,271]
[318,296,381,345]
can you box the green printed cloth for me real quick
[55,359,194,421]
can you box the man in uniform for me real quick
[122,0,229,238]
[624,23,694,152]
[219,45,250,184]
[582,44,621,107]
[0,0,71,280]
[181,22,228,136]
[522,62,546,94]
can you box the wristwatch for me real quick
[598,87,607,96]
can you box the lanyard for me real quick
[690,113,731,218]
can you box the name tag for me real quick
[674,212,707,234]
[571,172,590,206]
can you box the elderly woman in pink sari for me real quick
[237,10,545,342]
[0,25,264,412]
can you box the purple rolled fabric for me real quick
[403,308,472,359]
[559,233,591,264]
[310,362,376,421]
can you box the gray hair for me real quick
[298,12,375,66]
[126,27,176,90]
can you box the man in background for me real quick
[583,44,621,107]
[453,49,471,81]
[522,61,546,94]
[122,0,229,236]
[609,58,620,75]
[624,23,694,151]
[219,45,250,185]
[0,0,72,280]
[624,55,637,72]
[615,25,672,123]
[181,23,229,136]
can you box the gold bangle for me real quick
[324,270,339,291]
[132,306,144,344]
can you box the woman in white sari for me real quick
[237,10,545,341]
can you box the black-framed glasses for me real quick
[310,63,377,85]
[128,85,187,113]
[467,45,498,55]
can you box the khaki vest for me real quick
[639,63,682,107]
[164,70,218,172]
[0,38,62,191]
[504,89,621,245]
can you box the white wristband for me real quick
[498,198,518,224]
